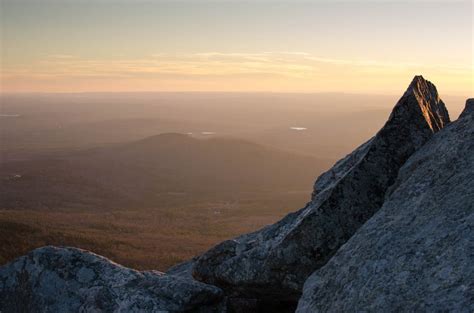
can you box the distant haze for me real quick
[0,92,466,163]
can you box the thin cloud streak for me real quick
[2,52,472,94]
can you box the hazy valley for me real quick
[0,92,402,270]
[1,92,467,162]
[0,92,468,272]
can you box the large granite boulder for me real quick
[191,76,450,305]
[296,99,474,313]
[0,246,223,313]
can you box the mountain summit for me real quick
[1,77,471,313]
[397,75,449,132]
[191,76,450,309]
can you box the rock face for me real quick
[192,76,450,304]
[297,100,474,313]
[0,246,223,313]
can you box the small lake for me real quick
[0,114,20,117]
[290,127,307,131]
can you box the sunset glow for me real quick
[1,0,472,96]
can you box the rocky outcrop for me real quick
[191,76,450,305]
[0,246,223,313]
[297,100,474,313]
[1,77,466,313]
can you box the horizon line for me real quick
[1,90,470,98]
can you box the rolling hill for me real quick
[0,133,332,210]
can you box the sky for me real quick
[1,0,472,96]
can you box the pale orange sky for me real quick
[1,0,472,96]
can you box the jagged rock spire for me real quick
[393,75,449,132]
[297,94,473,313]
[191,76,450,309]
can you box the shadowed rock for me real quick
[191,76,450,305]
[297,101,474,313]
[0,246,223,313]
[460,98,474,119]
